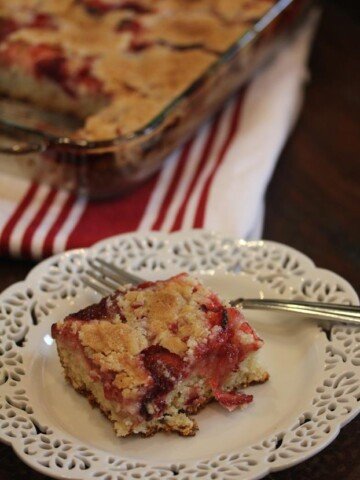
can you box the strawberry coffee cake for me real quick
[52,273,269,437]
[0,0,276,140]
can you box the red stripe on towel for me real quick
[152,139,194,230]
[42,193,76,257]
[0,183,38,255]
[20,188,57,257]
[66,173,160,249]
[193,92,245,228]
[170,113,222,231]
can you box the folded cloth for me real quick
[0,15,317,260]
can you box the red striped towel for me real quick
[0,19,315,260]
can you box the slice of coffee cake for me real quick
[52,273,268,437]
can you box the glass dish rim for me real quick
[0,0,295,151]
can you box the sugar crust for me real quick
[0,0,275,140]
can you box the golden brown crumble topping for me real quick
[0,0,276,140]
[79,321,148,355]
[116,275,212,355]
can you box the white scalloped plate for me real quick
[0,230,359,480]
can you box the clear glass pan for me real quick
[0,0,313,198]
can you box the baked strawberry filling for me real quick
[128,38,154,52]
[140,345,185,418]
[116,18,143,33]
[212,390,253,411]
[0,18,18,42]
[0,13,57,42]
[192,307,261,409]
[0,41,104,98]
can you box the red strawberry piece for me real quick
[0,17,18,42]
[116,18,142,33]
[213,389,253,411]
[30,13,57,30]
[140,346,185,419]
[142,345,184,387]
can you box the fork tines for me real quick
[82,258,144,296]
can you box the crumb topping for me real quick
[116,274,212,355]
[0,0,276,139]
[79,320,147,355]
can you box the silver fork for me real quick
[82,258,360,325]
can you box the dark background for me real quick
[0,0,359,478]
[264,0,360,291]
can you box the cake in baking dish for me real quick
[0,0,276,140]
[51,273,269,437]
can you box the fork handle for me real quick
[230,298,360,325]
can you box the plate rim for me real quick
[0,229,359,480]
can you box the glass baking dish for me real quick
[0,0,313,199]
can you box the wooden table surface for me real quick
[0,1,359,479]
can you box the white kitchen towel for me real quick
[0,14,317,259]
